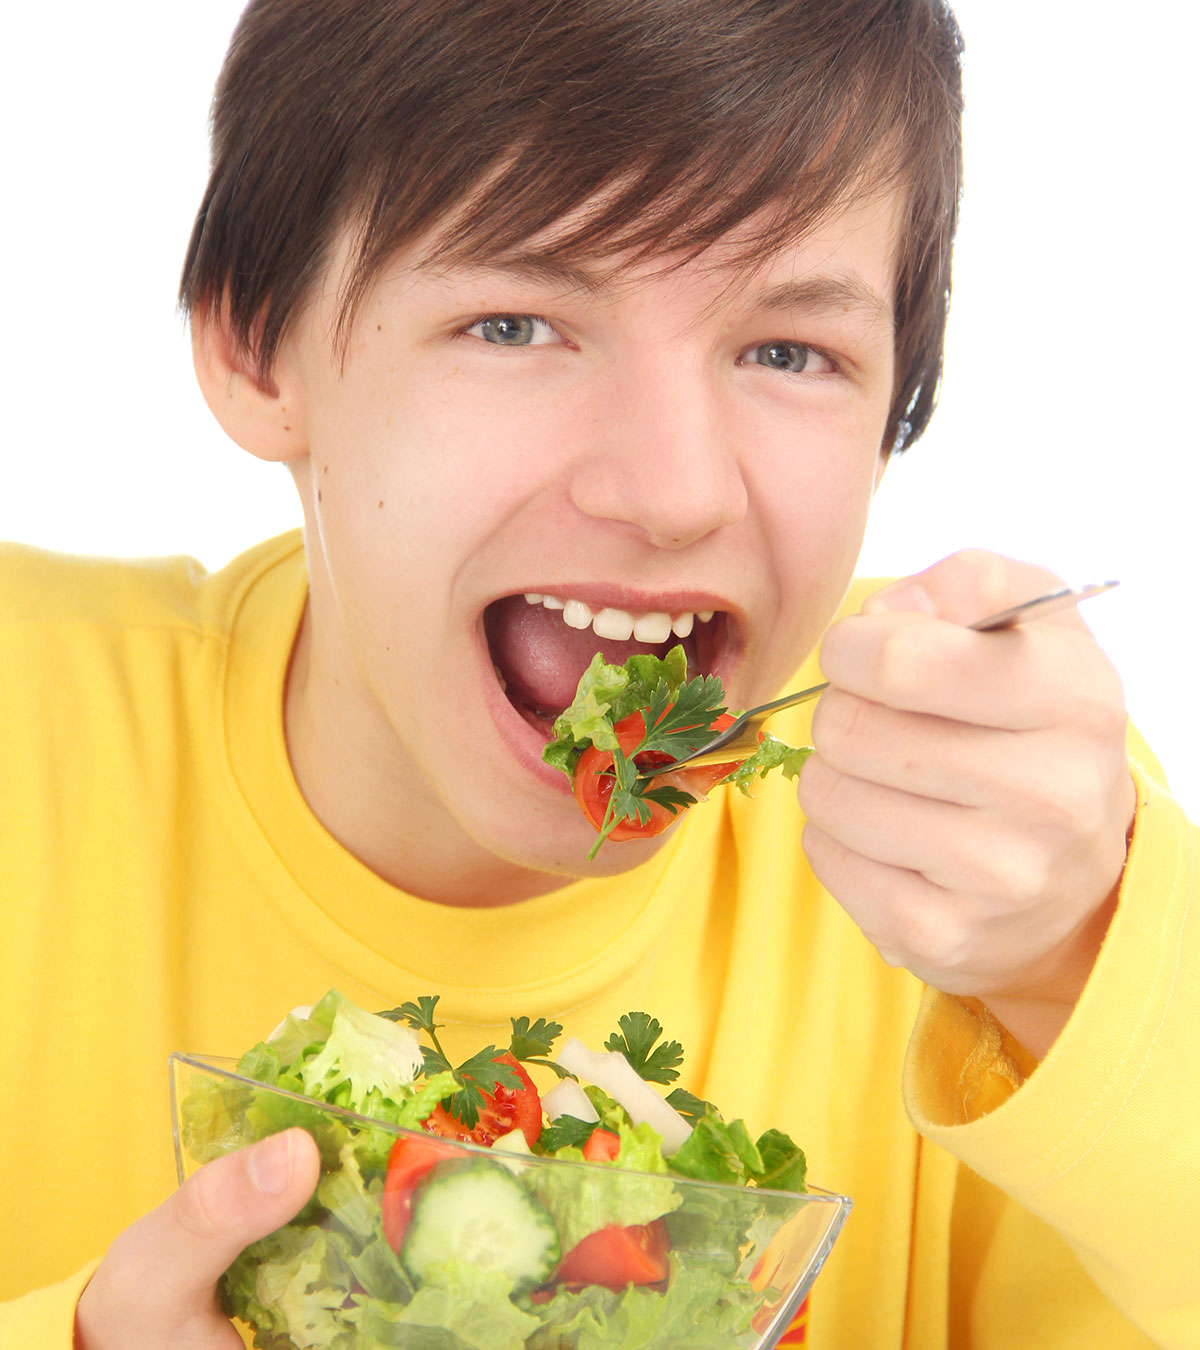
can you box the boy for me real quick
[2,1,1195,1346]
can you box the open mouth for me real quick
[484,591,731,737]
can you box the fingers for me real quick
[76,1129,320,1349]
[799,808,1122,996]
[862,549,1067,628]
[809,686,1128,812]
[818,610,1123,731]
[798,744,1124,900]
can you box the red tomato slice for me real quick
[572,710,741,841]
[382,1132,459,1251]
[581,1127,621,1162]
[423,1052,543,1150]
[555,1218,671,1290]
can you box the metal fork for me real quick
[636,579,1118,778]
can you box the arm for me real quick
[906,753,1198,1345]
[797,549,1196,1343]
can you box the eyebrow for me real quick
[752,274,893,324]
[418,254,617,298]
[419,255,892,322]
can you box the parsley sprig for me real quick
[378,996,568,1128]
[537,1114,599,1152]
[588,674,729,859]
[604,1012,685,1084]
[545,646,811,859]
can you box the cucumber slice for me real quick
[402,1159,560,1292]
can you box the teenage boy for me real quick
[2,1,1195,1347]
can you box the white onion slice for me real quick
[556,1038,692,1154]
[542,1077,600,1124]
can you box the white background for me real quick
[3,3,1197,817]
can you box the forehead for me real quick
[359,180,906,320]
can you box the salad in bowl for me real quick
[171,990,850,1349]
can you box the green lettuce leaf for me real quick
[526,1251,759,1349]
[721,733,812,792]
[542,647,689,774]
[221,1224,357,1350]
[669,1104,807,1194]
[535,1116,682,1252]
[300,995,425,1114]
[359,1259,542,1350]
[754,1127,808,1193]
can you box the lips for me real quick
[484,592,729,731]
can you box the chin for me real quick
[464,788,677,896]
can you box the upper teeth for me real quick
[523,593,713,643]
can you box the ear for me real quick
[191,303,307,463]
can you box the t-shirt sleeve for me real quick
[902,740,1200,1348]
[0,1262,97,1348]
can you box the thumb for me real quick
[166,1128,321,1301]
[860,576,937,617]
[79,1129,319,1346]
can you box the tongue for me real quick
[486,596,681,715]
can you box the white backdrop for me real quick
[3,3,1197,817]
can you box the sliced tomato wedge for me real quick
[581,1127,621,1162]
[382,1132,459,1251]
[572,710,742,841]
[555,1218,671,1290]
[423,1051,542,1149]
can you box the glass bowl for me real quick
[171,1052,851,1349]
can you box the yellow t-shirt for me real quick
[0,534,1195,1347]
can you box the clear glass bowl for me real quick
[171,1052,851,1350]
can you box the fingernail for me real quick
[248,1130,294,1195]
[864,580,935,615]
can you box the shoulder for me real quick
[0,531,304,640]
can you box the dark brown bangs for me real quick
[182,0,962,451]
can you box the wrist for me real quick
[982,880,1121,1059]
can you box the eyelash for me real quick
[462,312,842,376]
[738,341,840,377]
[462,313,560,346]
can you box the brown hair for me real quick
[181,0,963,452]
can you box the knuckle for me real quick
[175,1155,232,1242]
[1081,676,1130,743]
[796,752,838,819]
[871,624,930,702]
[984,838,1051,905]
[946,549,1061,615]
[949,549,1013,614]
[905,905,975,973]
[811,689,870,764]
[1022,763,1099,837]
[91,1230,152,1316]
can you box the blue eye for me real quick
[743,342,836,375]
[468,314,556,346]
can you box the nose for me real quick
[566,360,749,550]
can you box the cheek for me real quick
[750,413,882,564]
[742,407,885,670]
